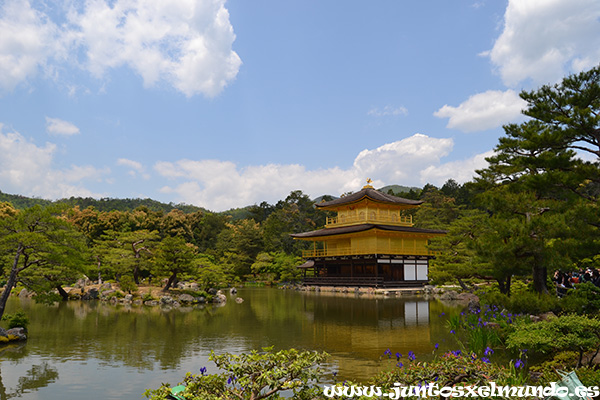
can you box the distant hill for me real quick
[379,184,421,195]
[0,191,52,209]
[0,190,206,214]
[0,183,425,215]
[312,194,337,204]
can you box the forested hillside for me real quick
[0,190,205,214]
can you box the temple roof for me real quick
[316,187,423,209]
[291,223,446,239]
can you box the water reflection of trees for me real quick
[0,362,58,400]
[7,289,462,380]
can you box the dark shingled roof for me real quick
[316,187,423,208]
[291,223,446,239]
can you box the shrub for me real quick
[530,351,600,387]
[506,314,600,368]
[1,311,29,331]
[371,350,527,389]
[145,347,328,400]
[508,291,559,315]
[142,293,155,302]
[559,282,600,315]
[119,275,138,294]
[478,283,559,315]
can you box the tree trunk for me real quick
[96,256,102,285]
[497,275,512,296]
[532,256,548,294]
[56,285,69,301]
[133,265,140,285]
[162,272,177,292]
[0,245,23,320]
[457,277,473,292]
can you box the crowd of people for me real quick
[553,268,600,296]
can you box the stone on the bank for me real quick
[214,291,227,303]
[100,289,115,299]
[82,288,99,300]
[160,296,174,305]
[178,294,195,303]
[7,327,27,341]
[539,311,557,321]
[439,290,459,301]
[230,287,237,295]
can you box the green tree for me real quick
[190,212,228,252]
[474,188,568,294]
[262,190,327,255]
[216,220,263,278]
[195,253,227,289]
[154,236,196,292]
[94,229,159,283]
[426,209,490,287]
[251,252,303,282]
[413,188,462,230]
[476,65,600,292]
[0,205,87,318]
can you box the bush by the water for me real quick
[1,311,29,330]
[477,282,560,315]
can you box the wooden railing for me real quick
[326,214,413,227]
[301,246,437,258]
[303,276,385,287]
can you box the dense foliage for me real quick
[144,348,328,400]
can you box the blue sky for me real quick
[0,0,599,211]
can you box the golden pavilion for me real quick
[292,181,445,288]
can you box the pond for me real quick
[0,287,463,399]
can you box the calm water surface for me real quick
[0,288,462,399]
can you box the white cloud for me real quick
[0,0,62,91]
[367,105,408,117]
[155,134,483,211]
[117,158,150,179]
[0,125,107,199]
[487,0,600,87]
[434,90,527,132]
[421,150,493,184]
[352,134,454,182]
[46,117,80,136]
[0,0,241,97]
[67,0,241,97]
[117,158,143,172]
